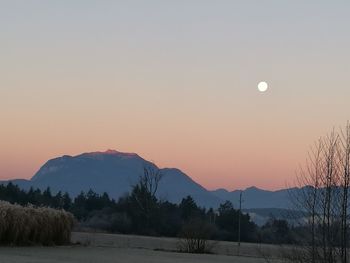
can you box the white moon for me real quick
[258,81,268,92]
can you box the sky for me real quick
[1,1,350,191]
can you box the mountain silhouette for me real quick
[5,150,222,208]
[2,149,302,211]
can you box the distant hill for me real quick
[1,149,304,214]
[210,186,301,209]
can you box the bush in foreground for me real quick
[0,201,74,246]
[177,219,216,254]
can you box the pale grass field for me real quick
[0,232,286,263]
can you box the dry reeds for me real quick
[0,201,74,246]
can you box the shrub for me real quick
[0,201,74,246]
[177,218,216,254]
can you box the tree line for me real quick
[0,181,293,244]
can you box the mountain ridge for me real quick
[1,149,299,210]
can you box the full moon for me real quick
[258,81,268,92]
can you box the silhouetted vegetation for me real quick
[259,217,294,244]
[178,218,215,253]
[0,200,74,246]
[0,182,295,244]
[288,123,350,263]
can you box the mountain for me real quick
[210,186,299,209]
[1,149,303,212]
[2,150,222,208]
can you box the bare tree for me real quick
[291,138,324,262]
[339,122,350,263]
[320,131,339,263]
[139,165,163,198]
[288,123,350,263]
[131,164,163,229]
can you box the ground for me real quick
[0,232,285,263]
[0,247,284,263]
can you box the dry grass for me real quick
[0,201,74,246]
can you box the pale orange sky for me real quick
[1,1,349,190]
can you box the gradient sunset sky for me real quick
[1,1,349,190]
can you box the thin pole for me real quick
[238,191,242,255]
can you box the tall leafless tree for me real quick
[139,165,163,198]
[289,123,350,263]
[131,164,163,227]
[339,122,350,263]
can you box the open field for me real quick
[0,246,284,263]
[72,232,286,258]
[0,232,286,263]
